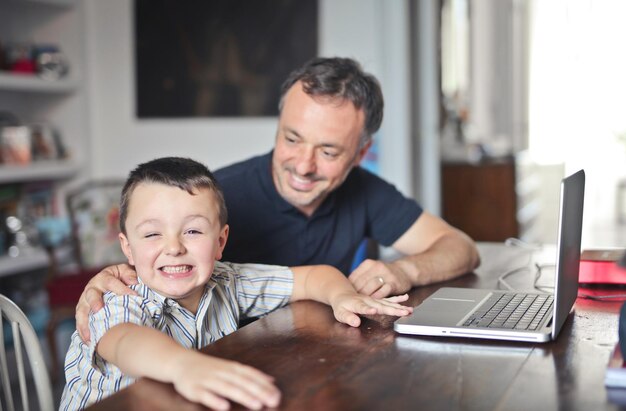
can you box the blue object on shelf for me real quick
[36,216,70,247]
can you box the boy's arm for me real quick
[97,323,280,410]
[289,265,413,327]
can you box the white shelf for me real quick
[0,72,79,94]
[22,0,75,6]
[1,0,75,9]
[0,161,79,184]
[0,248,49,278]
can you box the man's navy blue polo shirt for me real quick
[214,151,422,274]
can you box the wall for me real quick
[469,0,528,153]
[84,0,414,197]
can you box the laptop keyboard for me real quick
[462,293,554,331]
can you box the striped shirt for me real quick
[59,261,293,411]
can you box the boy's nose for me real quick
[165,238,185,255]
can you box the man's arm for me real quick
[98,323,280,411]
[349,211,480,298]
[290,265,412,327]
[75,264,139,342]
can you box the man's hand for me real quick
[348,259,413,299]
[75,264,138,343]
[329,292,413,327]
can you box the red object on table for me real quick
[579,249,626,284]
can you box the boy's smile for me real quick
[119,182,228,313]
[160,264,194,278]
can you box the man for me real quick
[75,57,479,341]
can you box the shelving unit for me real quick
[0,0,86,279]
[0,72,79,93]
[15,0,75,7]
[0,159,80,276]
[0,249,49,278]
[0,160,79,184]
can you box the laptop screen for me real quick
[551,169,585,339]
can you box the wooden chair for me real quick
[0,293,54,411]
[45,180,126,380]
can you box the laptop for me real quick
[394,169,585,343]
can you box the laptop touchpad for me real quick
[410,288,490,326]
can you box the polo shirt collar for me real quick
[259,150,337,218]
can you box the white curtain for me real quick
[528,0,626,241]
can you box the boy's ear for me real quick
[118,233,135,265]
[215,224,229,261]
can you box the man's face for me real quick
[272,82,371,216]
[118,183,228,312]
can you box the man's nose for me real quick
[294,147,316,176]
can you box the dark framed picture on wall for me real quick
[134,0,318,118]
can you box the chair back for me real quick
[0,294,53,411]
[66,180,126,270]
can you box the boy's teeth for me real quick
[161,265,190,273]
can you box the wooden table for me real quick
[86,243,626,410]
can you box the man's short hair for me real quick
[119,157,227,234]
[278,57,384,147]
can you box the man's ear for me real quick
[215,224,229,261]
[355,139,373,165]
[119,233,135,266]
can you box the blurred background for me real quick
[0,0,625,404]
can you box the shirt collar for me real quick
[135,274,217,312]
[135,276,171,306]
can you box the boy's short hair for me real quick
[119,157,228,234]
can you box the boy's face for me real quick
[118,182,228,312]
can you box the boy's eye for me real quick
[143,232,160,238]
[185,229,202,235]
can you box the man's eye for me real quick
[322,150,339,159]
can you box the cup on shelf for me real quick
[33,45,69,81]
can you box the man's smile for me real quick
[286,169,323,192]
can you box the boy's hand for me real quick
[173,352,281,411]
[329,293,413,327]
[75,264,138,343]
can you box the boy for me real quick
[60,157,412,411]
